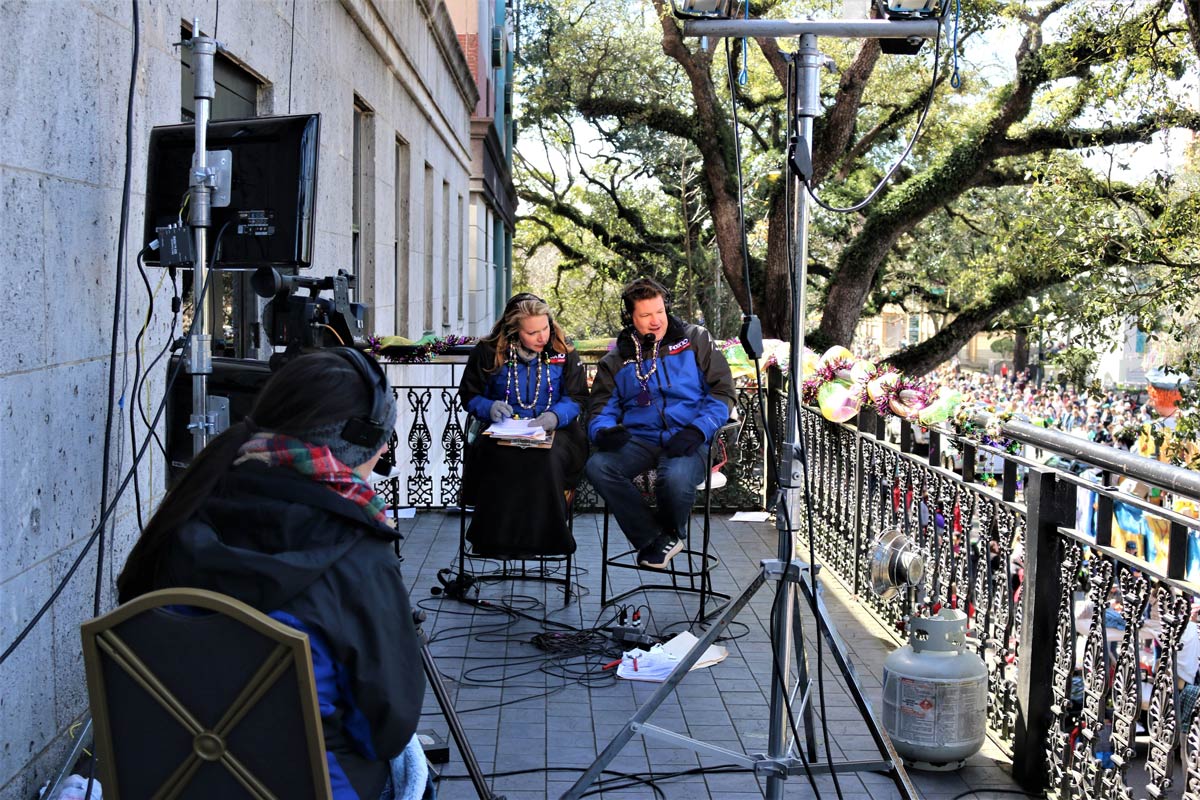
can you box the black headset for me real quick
[620,277,672,327]
[329,347,392,449]
[504,292,546,314]
[502,292,550,339]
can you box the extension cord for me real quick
[608,626,659,649]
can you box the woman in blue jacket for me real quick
[458,293,588,556]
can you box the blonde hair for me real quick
[483,294,572,372]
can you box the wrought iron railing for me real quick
[375,357,773,512]
[800,403,1200,796]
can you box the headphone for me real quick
[620,277,672,328]
[429,567,478,598]
[504,292,546,314]
[328,347,392,449]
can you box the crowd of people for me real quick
[926,361,1163,450]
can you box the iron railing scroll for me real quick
[797,397,1200,798]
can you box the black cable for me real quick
[763,593,823,798]
[0,223,229,667]
[94,0,141,618]
[804,22,942,214]
[725,37,755,316]
[437,763,758,798]
[135,269,180,460]
[129,247,154,531]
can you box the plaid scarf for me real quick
[234,433,390,525]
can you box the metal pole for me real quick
[683,17,939,39]
[765,32,821,800]
[188,24,218,456]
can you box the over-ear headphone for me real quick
[329,347,392,449]
[504,292,546,315]
[502,292,550,339]
[620,277,672,327]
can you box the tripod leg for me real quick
[797,568,918,800]
[559,570,770,800]
[416,619,500,800]
[790,592,819,762]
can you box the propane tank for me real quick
[881,608,988,770]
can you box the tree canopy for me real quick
[514,0,1200,374]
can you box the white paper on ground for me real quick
[730,511,770,523]
[660,631,728,670]
[386,507,417,519]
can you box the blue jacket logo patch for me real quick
[548,353,566,364]
[667,339,690,354]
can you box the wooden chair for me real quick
[81,588,332,800]
[600,419,743,623]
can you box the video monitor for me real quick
[143,114,320,269]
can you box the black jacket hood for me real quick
[165,461,399,611]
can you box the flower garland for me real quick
[371,334,478,364]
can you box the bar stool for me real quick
[599,419,742,622]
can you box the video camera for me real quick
[251,266,368,355]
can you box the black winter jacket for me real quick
[151,462,425,798]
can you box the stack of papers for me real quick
[484,418,547,441]
[616,632,728,682]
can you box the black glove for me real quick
[665,426,705,457]
[595,425,631,452]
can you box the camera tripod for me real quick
[563,15,941,800]
[413,610,506,800]
[559,557,917,799]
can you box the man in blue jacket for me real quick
[586,277,736,569]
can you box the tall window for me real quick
[441,180,451,331]
[907,315,921,345]
[352,97,375,314]
[180,27,260,358]
[395,137,411,336]
[423,165,435,334]
[457,193,466,324]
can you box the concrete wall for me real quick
[0,1,478,796]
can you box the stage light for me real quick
[671,0,734,20]
[874,0,942,20]
[869,527,925,601]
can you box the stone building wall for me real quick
[0,1,479,796]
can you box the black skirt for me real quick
[462,421,586,556]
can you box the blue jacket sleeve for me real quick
[688,327,735,441]
[548,350,586,428]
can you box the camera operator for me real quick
[118,349,428,800]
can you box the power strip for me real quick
[608,626,659,649]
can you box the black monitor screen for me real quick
[144,114,320,269]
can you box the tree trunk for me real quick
[759,185,792,338]
[1014,328,1029,373]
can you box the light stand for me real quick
[412,610,506,800]
[184,22,219,456]
[561,15,938,800]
